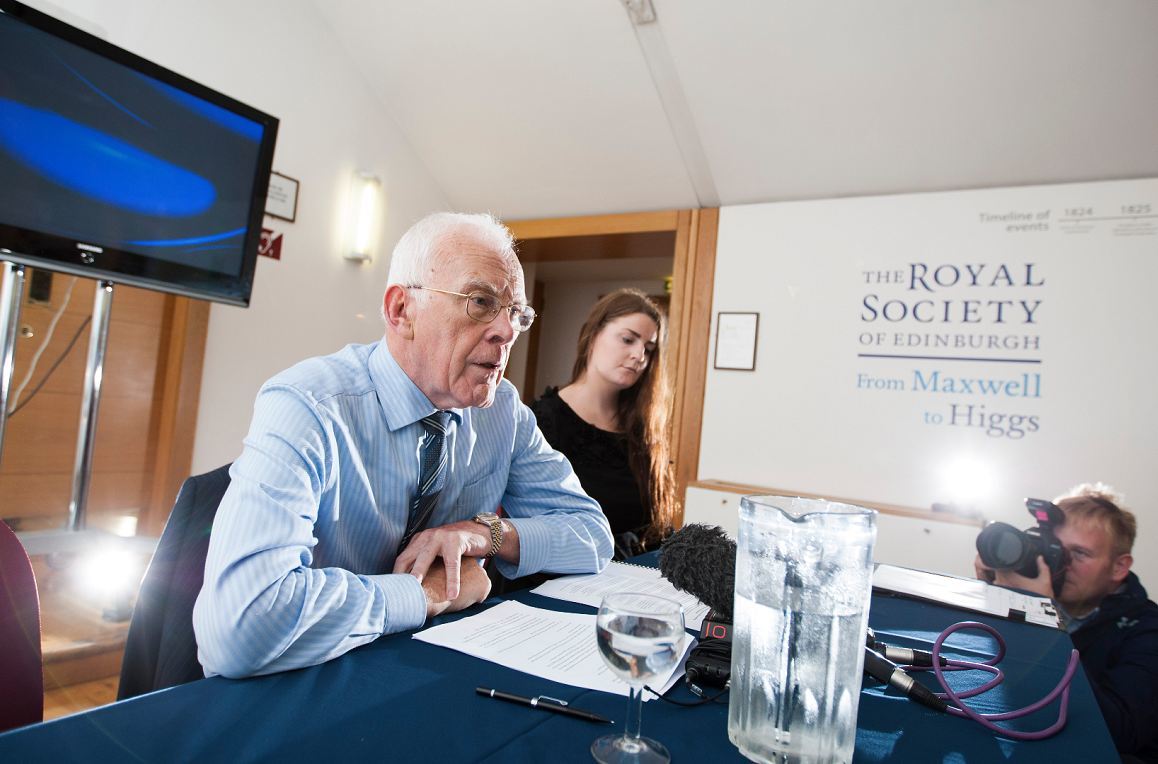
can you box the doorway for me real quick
[505,209,718,511]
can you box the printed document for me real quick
[530,561,711,630]
[413,601,693,700]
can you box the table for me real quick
[0,573,1115,762]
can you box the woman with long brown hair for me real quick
[531,288,677,559]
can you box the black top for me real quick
[530,387,650,542]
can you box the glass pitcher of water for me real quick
[728,495,877,764]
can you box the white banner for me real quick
[703,179,1157,583]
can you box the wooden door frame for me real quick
[506,209,718,521]
[140,296,209,536]
[518,280,547,401]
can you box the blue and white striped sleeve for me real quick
[494,402,614,580]
[192,384,426,678]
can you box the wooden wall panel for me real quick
[1,270,204,535]
[8,280,163,397]
[1,393,152,473]
[0,472,147,532]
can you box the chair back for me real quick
[117,464,231,700]
[0,520,43,732]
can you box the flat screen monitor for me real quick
[0,0,279,306]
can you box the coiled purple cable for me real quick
[920,620,1081,740]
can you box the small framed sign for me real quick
[714,312,759,371]
[258,228,283,260]
[265,171,299,222]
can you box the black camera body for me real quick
[976,498,1067,592]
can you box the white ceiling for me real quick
[312,0,1158,220]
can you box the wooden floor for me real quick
[29,554,130,722]
[44,676,119,721]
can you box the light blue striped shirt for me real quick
[193,341,613,678]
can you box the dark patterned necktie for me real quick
[398,412,450,554]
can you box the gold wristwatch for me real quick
[473,512,504,558]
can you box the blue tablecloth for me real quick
[0,578,1114,762]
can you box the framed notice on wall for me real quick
[714,312,759,370]
[265,171,299,222]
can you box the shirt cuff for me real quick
[497,517,550,579]
[367,573,428,633]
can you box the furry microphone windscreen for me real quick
[658,523,737,620]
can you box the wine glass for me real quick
[592,592,686,764]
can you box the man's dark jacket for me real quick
[1070,572,1158,761]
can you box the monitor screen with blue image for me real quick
[0,0,279,306]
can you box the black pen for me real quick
[475,687,613,724]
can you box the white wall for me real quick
[30,0,451,474]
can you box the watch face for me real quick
[475,512,500,523]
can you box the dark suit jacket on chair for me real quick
[117,464,231,700]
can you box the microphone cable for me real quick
[881,620,1080,740]
[643,682,728,706]
[642,636,733,706]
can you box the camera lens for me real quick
[992,530,1026,566]
[976,521,1033,570]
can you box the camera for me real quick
[976,498,1067,591]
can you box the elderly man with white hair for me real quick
[194,212,613,679]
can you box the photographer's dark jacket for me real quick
[1069,572,1158,761]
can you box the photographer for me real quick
[974,484,1158,762]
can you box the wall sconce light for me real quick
[345,171,381,262]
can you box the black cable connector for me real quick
[866,628,949,668]
[878,644,950,668]
[863,647,948,713]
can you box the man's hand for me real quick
[419,557,492,619]
[974,554,997,583]
[977,554,1055,598]
[394,521,493,600]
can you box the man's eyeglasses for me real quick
[411,286,537,332]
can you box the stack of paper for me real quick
[413,600,693,700]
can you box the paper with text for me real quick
[873,563,1060,628]
[530,562,711,630]
[413,601,693,700]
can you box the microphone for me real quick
[658,524,736,620]
[659,524,737,693]
[866,627,948,668]
[862,647,947,712]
